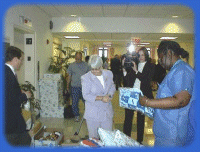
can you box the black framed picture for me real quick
[26,38,32,45]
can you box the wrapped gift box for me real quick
[119,87,154,118]
[40,99,64,109]
[98,128,143,147]
[40,106,64,118]
[44,73,62,80]
[39,78,64,118]
[80,138,104,147]
[39,79,63,92]
[33,126,64,147]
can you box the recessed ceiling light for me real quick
[172,16,179,18]
[140,43,150,45]
[160,37,177,40]
[71,15,77,17]
[64,36,80,39]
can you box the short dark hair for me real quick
[5,46,23,62]
[75,51,82,57]
[138,47,149,61]
[85,56,90,62]
[157,40,188,58]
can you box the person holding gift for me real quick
[81,54,116,139]
[5,46,32,146]
[139,40,195,147]
[122,46,155,144]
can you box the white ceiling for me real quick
[36,4,194,48]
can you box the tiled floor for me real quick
[39,90,155,147]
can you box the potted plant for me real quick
[20,81,41,111]
[48,47,84,91]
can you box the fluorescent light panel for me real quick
[140,43,150,45]
[64,36,80,39]
[160,37,177,40]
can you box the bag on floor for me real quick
[64,105,74,118]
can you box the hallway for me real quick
[39,90,155,147]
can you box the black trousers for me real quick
[123,108,145,143]
[113,73,121,90]
[6,131,31,146]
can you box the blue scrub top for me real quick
[153,59,195,146]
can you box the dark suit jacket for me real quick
[124,61,155,99]
[110,58,121,74]
[5,65,28,134]
[152,63,166,84]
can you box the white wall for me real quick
[62,39,81,63]
[114,46,127,56]
[4,5,54,98]
[14,29,25,84]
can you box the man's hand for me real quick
[24,91,32,99]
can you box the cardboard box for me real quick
[33,126,64,147]
[22,109,32,130]
[29,120,42,137]
[22,109,31,122]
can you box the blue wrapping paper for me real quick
[119,87,154,118]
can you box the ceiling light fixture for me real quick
[160,37,177,40]
[140,43,150,45]
[64,36,80,39]
[71,15,77,17]
[172,16,178,18]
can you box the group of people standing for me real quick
[5,40,195,147]
[80,40,195,147]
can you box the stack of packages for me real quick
[98,128,143,147]
[39,74,64,118]
[80,128,143,147]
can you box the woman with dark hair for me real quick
[181,49,189,63]
[123,47,155,144]
[139,40,195,147]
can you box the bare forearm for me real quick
[145,94,190,109]
[145,97,178,109]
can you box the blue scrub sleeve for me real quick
[170,67,194,95]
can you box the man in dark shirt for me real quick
[110,54,122,90]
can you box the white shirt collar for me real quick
[5,63,15,75]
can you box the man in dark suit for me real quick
[5,46,32,146]
[110,54,122,90]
